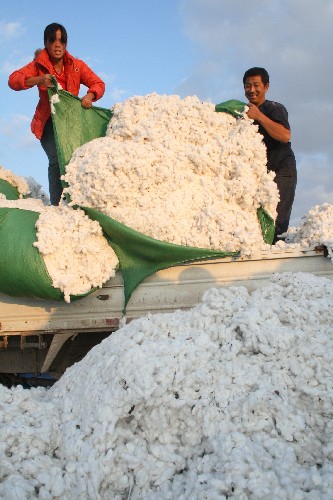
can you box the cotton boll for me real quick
[0,384,62,498]
[0,475,36,499]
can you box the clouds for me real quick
[291,153,333,225]
[0,111,46,189]
[0,22,24,42]
[1,57,30,76]
[177,0,333,223]
[178,0,333,100]
[0,22,29,76]
[0,114,37,158]
[0,114,30,137]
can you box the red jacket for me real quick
[8,49,105,139]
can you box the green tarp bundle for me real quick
[0,207,62,299]
[215,99,246,118]
[0,207,95,301]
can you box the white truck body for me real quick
[0,247,332,377]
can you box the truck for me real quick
[1,245,332,386]
[2,91,332,386]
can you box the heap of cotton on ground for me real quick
[63,94,279,255]
[1,272,333,499]
[0,199,118,302]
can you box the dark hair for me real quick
[243,67,269,86]
[44,23,67,45]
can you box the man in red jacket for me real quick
[8,23,105,205]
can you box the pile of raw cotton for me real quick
[1,272,333,499]
[0,165,31,198]
[0,165,50,203]
[33,205,118,301]
[0,198,118,302]
[63,94,279,255]
[0,196,45,211]
[284,203,333,261]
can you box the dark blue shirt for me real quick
[255,100,296,172]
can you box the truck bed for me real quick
[1,247,332,376]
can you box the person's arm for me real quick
[25,74,54,88]
[8,61,40,91]
[246,103,291,143]
[78,60,105,104]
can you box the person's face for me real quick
[45,29,66,62]
[244,75,269,107]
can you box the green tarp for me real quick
[215,99,246,118]
[48,78,113,179]
[257,207,275,246]
[83,207,237,310]
[0,207,62,299]
[0,179,20,200]
[0,207,96,301]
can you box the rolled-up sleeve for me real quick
[8,61,38,91]
[78,60,105,101]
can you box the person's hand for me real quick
[39,74,54,88]
[81,94,94,108]
[246,103,262,121]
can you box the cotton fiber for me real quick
[0,165,31,198]
[1,272,333,499]
[285,203,333,261]
[63,94,280,255]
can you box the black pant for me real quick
[40,119,63,206]
[272,162,297,243]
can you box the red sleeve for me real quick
[77,60,105,101]
[8,61,39,91]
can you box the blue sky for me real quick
[1,0,332,225]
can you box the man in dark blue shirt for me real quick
[243,67,297,243]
